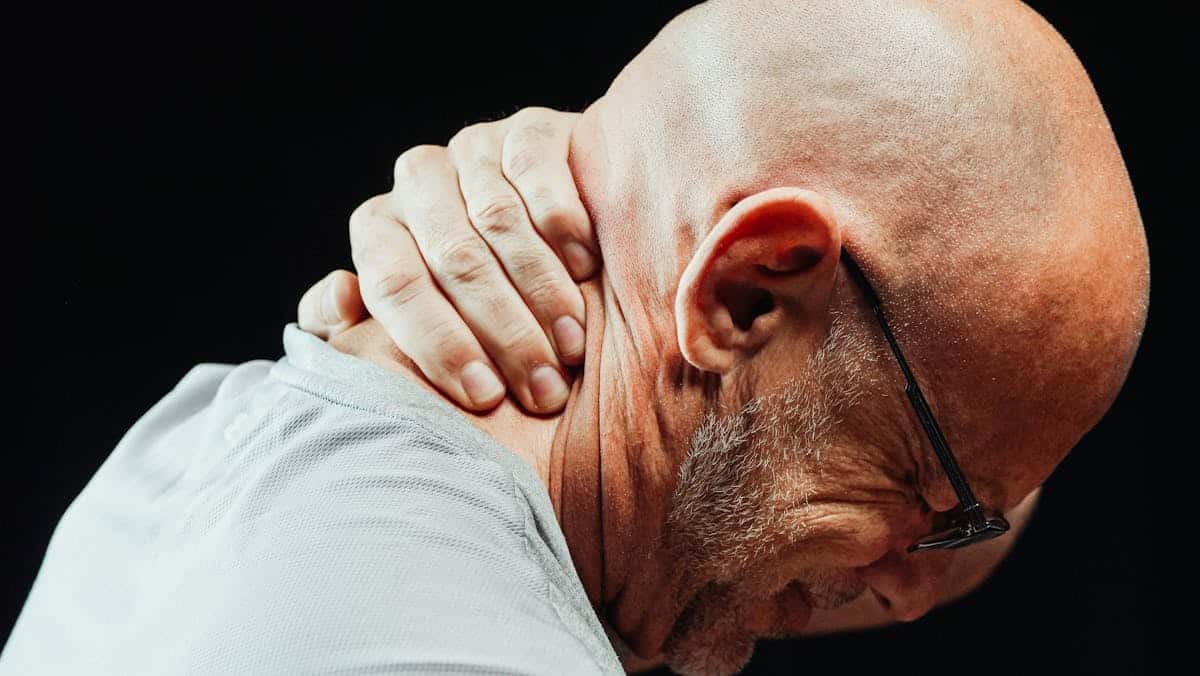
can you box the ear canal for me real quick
[716,283,775,331]
[674,187,841,374]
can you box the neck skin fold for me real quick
[328,267,689,659]
[329,101,701,659]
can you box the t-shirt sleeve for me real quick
[179,512,608,674]
[173,410,610,674]
[2,360,615,675]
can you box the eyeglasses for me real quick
[840,250,1010,553]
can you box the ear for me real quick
[675,187,841,374]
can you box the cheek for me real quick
[725,508,891,604]
[783,500,920,568]
[766,457,922,561]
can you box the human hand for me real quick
[298,107,596,414]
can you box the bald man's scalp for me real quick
[591,0,1148,507]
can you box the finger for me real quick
[297,269,367,339]
[390,147,571,413]
[500,107,598,281]
[350,196,506,411]
[449,126,587,365]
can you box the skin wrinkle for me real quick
[652,311,900,671]
[332,2,1147,673]
[572,0,1144,668]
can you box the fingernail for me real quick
[461,361,505,407]
[529,365,569,410]
[563,241,597,279]
[552,316,586,359]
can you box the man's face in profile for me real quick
[557,3,1145,671]
[656,316,915,673]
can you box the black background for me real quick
[8,2,1183,673]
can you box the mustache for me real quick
[797,575,867,611]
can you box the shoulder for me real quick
[9,331,621,674]
[172,372,615,673]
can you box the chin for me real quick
[657,569,866,675]
[660,585,759,676]
[662,627,757,676]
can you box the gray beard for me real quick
[660,314,874,675]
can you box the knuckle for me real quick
[509,106,541,125]
[421,315,468,349]
[502,143,544,180]
[447,122,489,155]
[516,105,554,120]
[348,195,392,253]
[393,144,445,183]
[415,318,483,369]
[434,237,493,286]
[511,108,559,141]
[527,190,581,232]
[431,340,479,372]
[523,272,570,314]
[495,325,552,367]
[350,243,368,272]
[348,200,372,239]
[468,196,525,238]
[366,265,425,306]
[509,255,565,303]
[416,202,463,233]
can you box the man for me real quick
[2,1,1147,674]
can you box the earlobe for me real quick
[675,187,841,374]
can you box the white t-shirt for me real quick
[2,325,622,675]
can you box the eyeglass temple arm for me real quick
[839,251,988,530]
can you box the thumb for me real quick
[297,269,367,339]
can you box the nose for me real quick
[855,550,950,622]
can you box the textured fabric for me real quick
[2,325,622,675]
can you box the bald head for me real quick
[560,2,1150,668]
[577,0,1148,510]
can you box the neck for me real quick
[567,273,704,659]
[328,269,693,658]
